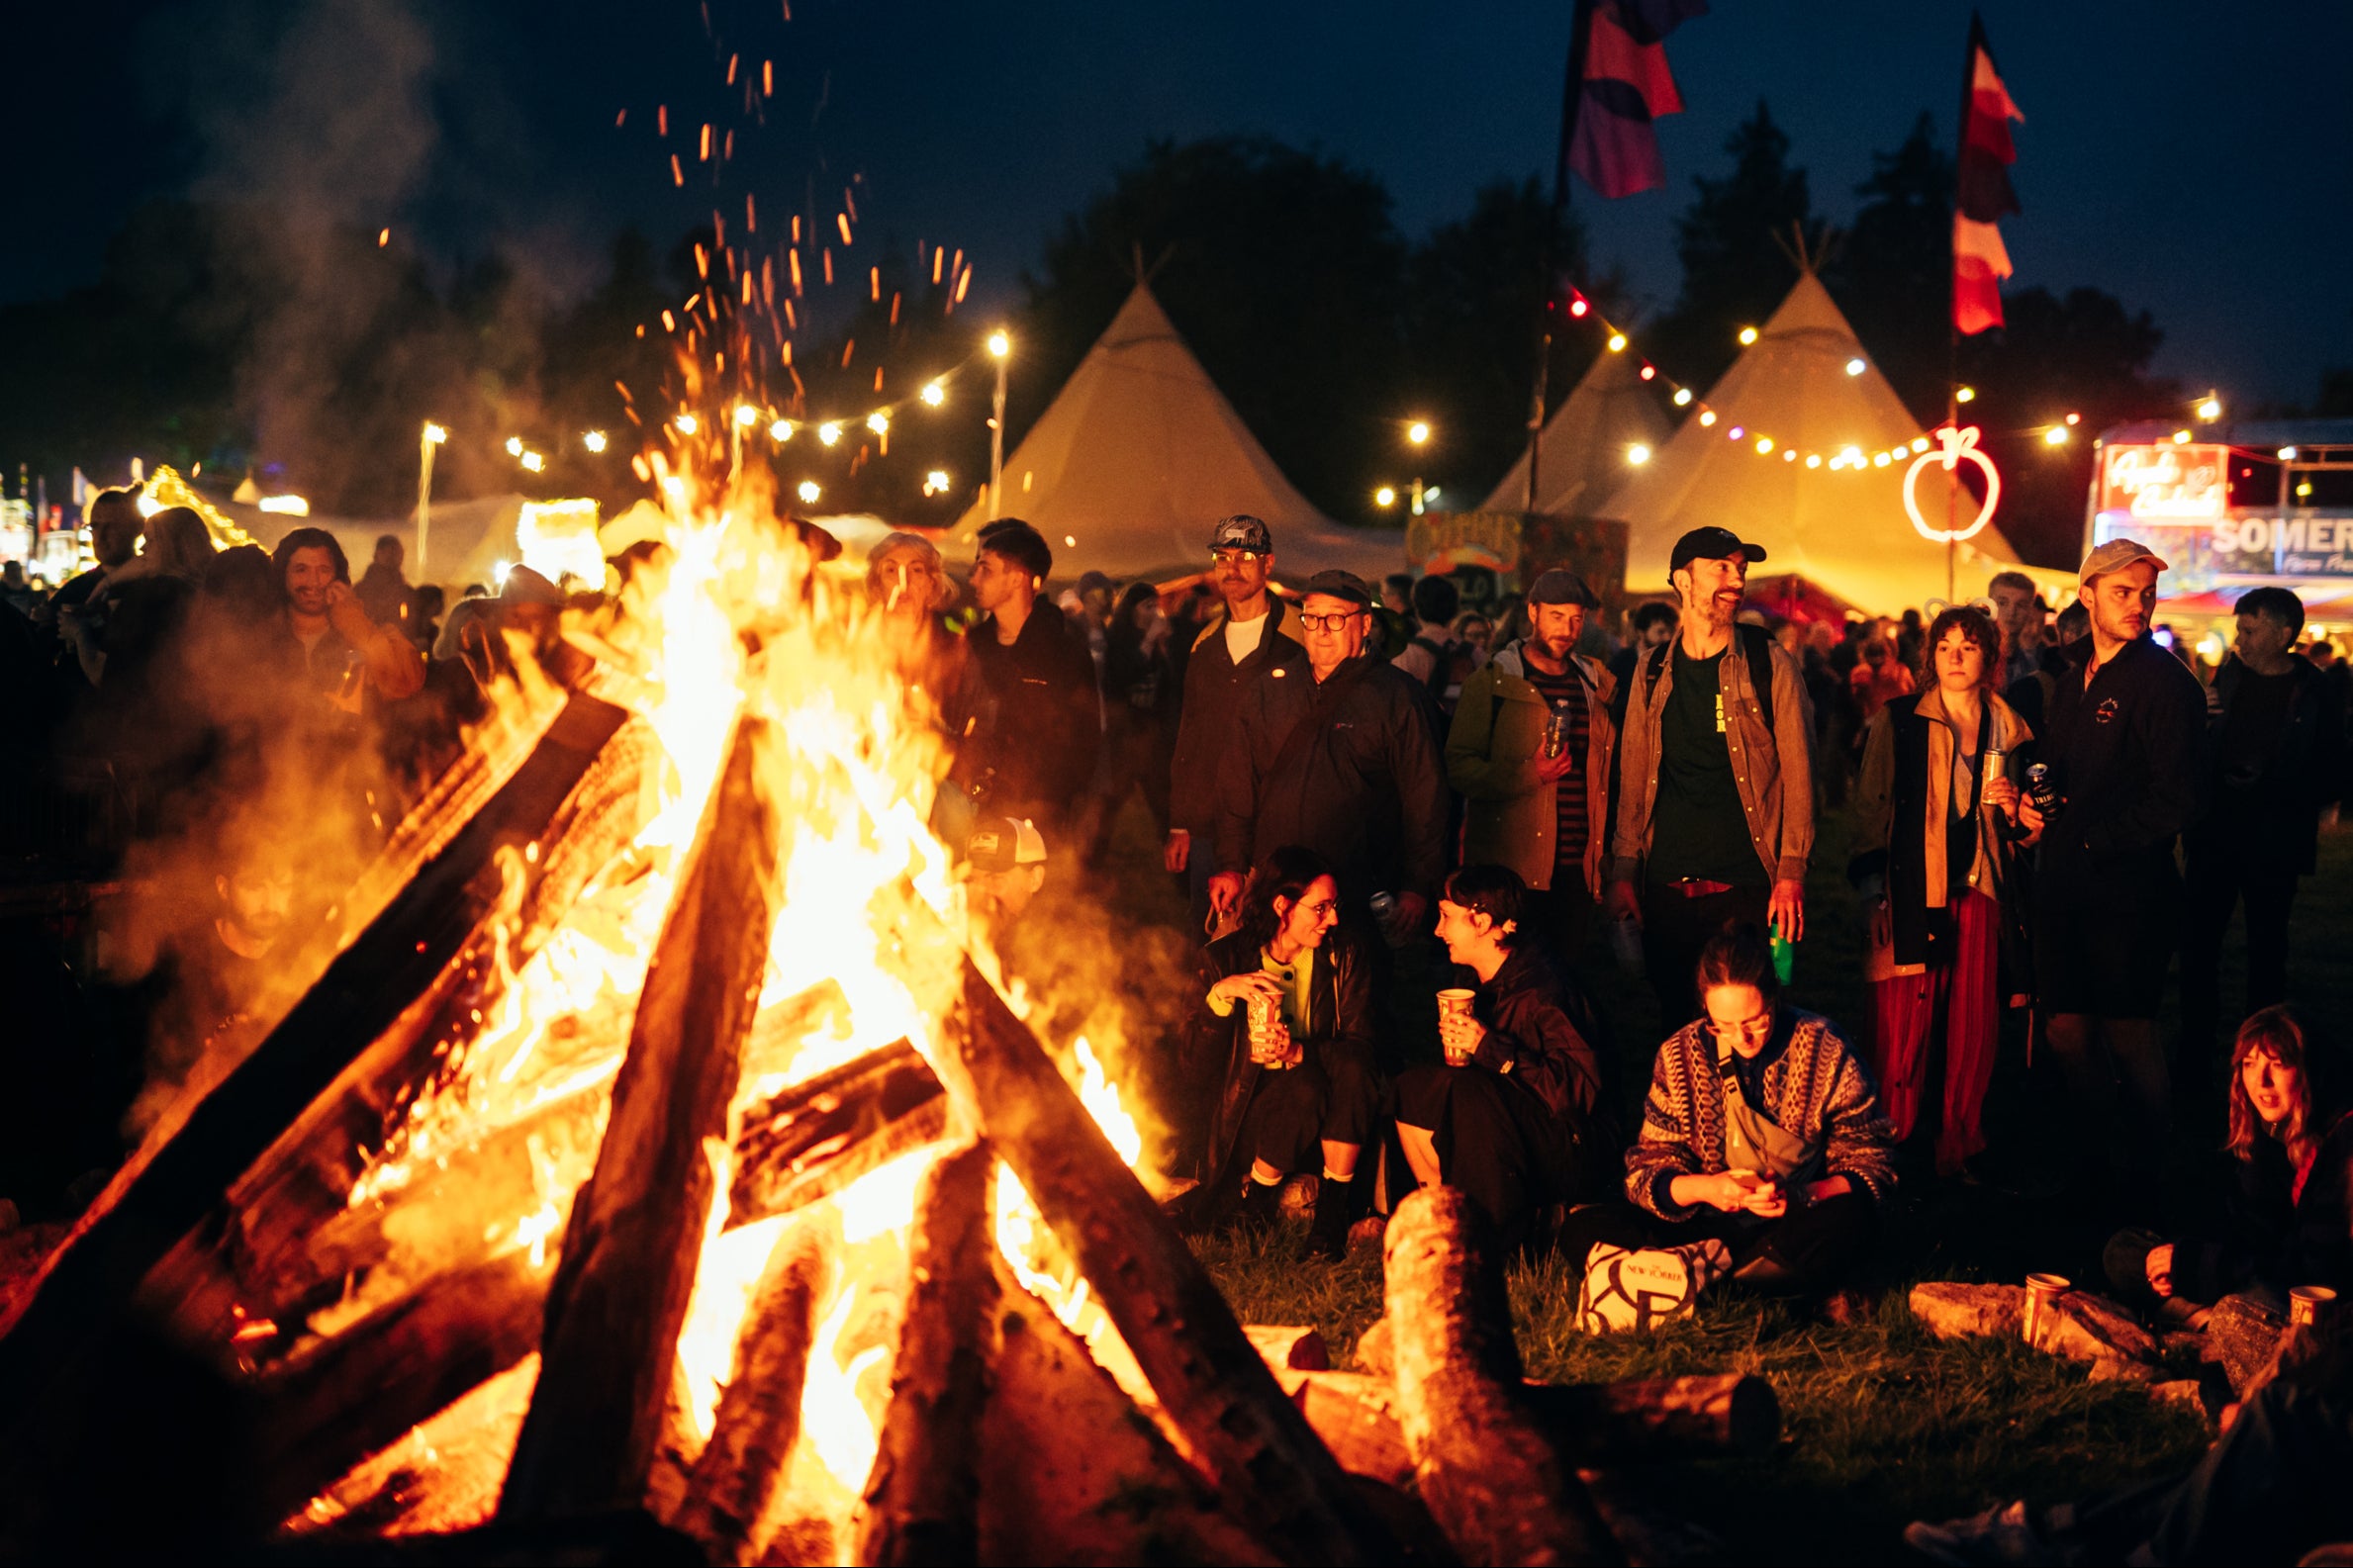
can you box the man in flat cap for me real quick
[2017,537,2206,1206]
[1446,568,1619,964]
[1608,526,1816,1026]
[1166,515,1303,931]
[1212,568,1448,947]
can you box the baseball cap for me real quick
[1668,525,1767,572]
[1526,568,1601,608]
[966,816,1047,874]
[1297,569,1373,607]
[1210,513,1273,554]
[2079,537,2169,588]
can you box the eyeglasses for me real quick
[1295,897,1339,920]
[1297,611,1364,632]
[1210,547,1262,565]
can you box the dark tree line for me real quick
[5,113,2343,567]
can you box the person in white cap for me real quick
[2016,537,2206,1213]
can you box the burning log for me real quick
[501,714,786,1521]
[0,692,629,1432]
[849,1139,996,1567]
[939,959,1398,1566]
[728,1039,945,1230]
[1384,1186,1621,1566]
[674,1217,836,1566]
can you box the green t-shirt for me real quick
[1647,644,1765,887]
[1207,947,1316,1037]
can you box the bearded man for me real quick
[1607,527,1815,1026]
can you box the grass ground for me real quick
[1075,790,2353,1562]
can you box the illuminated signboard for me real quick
[2099,443,2227,519]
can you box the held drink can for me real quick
[1367,892,1396,922]
[1542,704,1569,759]
[2026,762,2063,821]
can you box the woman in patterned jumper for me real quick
[1558,922,1895,1296]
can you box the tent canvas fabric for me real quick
[947,283,1403,584]
[1606,271,2025,614]
[1480,344,1673,516]
[221,493,533,594]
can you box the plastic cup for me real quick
[1437,988,1475,1064]
[2291,1285,2338,1329]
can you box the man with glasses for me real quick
[1167,515,1303,932]
[1608,525,1816,1027]
[1212,569,1447,945]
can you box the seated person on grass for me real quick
[1558,922,1895,1298]
[2106,1003,2352,1326]
[1393,864,1614,1251]
[1186,846,1381,1259]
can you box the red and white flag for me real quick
[1953,13,2023,335]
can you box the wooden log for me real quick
[727,1039,944,1230]
[501,714,786,1521]
[674,1217,835,1566]
[245,1249,552,1526]
[938,959,1396,1566]
[0,692,629,1424]
[1384,1186,1621,1566]
[1242,1325,1330,1375]
[978,1254,1274,1566]
[850,1140,997,1567]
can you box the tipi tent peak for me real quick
[1607,270,2024,614]
[948,283,1401,584]
[1481,345,1671,517]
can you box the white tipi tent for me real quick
[948,284,1402,583]
[1608,271,2024,613]
[1481,344,1672,515]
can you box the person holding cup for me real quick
[1185,846,1383,1258]
[2104,1005,2353,1331]
[1392,865,1614,1252]
[1558,922,1894,1297]
[1848,604,2036,1180]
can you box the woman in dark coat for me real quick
[1185,845,1381,1258]
[2109,1004,2353,1319]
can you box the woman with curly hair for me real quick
[1183,845,1382,1257]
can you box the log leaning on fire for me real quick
[501,714,788,1522]
[1385,1185,1623,1566]
[940,959,1399,1566]
[850,1139,998,1568]
[673,1215,836,1566]
[729,1039,947,1229]
[0,692,630,1438]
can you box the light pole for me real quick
[1405,418,1433,515]
[418,420,447,576]
[987,327,1011,519]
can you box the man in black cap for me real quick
[962,518,1099,835]
[1212,569,1447,943]
[1446,568,1619,961]
[1166,515,1302,931]
[1608,526,1815,1026]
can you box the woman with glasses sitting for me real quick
[1184,846,1383,1258]
[1558,922,1895,1301]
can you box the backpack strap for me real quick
[1738,622,1777,734]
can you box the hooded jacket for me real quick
[1447,640,1617,895]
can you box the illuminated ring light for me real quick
[1904,425,2001,544]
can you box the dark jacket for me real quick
[2036,634,2207,887]
[964,603,1099,821]
[1188,926,1377,1198]
[2195,654,2345,874]
[2176,1110,2353,1304]
[1471,946,1611,1133]
[1213,650,1449,904]
[1168,600,1302,834]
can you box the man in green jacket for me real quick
[1446,569,1618,964]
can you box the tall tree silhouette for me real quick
[1652,101,1817,391]
[1830,114,1954,423]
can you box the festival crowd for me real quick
[4,494,2349,1563]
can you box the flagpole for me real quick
[1946,15,1980,605]
[1525,0,1595,517]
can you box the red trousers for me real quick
[1867,889,2001,1176]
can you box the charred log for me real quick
[939,959,1397,1566]
[728,1040,944,1230]
[1384,1186,1621,1566]
[500,715,787,1522]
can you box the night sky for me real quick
[12,0,2351,410]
